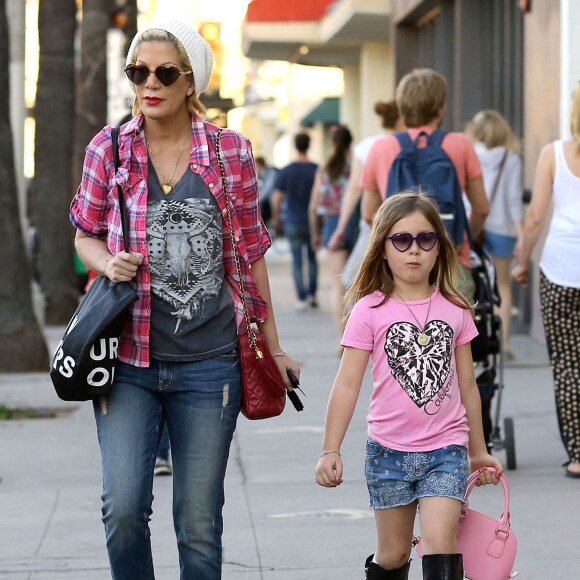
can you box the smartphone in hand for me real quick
[286,369,304,412]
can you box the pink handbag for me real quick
[415,468,518,580]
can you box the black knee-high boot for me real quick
[421,554,464,579]
[365,554,411,579]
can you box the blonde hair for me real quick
[465,110,520,153]
[343,191,473,318]
[570,84,580,150]
[395,69,447,128]
[128,29,206,117]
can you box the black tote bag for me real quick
[50,127,138,401]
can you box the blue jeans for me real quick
[156,424,170,461]
[285,223,318,301]
[93,352,241,580]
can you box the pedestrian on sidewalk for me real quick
[512,84,580,479]
[308,125,355,345]
[328,100,404,288]
[360,68,489,302]
[272,133,319,310]
[70,19,299,580]
[315,192,502,579]
[465,110,524,360]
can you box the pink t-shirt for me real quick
[341,288,478,452]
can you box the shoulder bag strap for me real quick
[111,126,130,253]
[488,149,509,207]
[215,129,263,355]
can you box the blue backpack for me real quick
[386,130,469,246]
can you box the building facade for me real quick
[243,0,580,338]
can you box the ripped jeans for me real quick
[93,352,241,580]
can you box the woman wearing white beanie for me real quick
[71,20,299,579]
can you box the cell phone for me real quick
[286,369,304,412]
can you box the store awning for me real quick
[301,98,340,127]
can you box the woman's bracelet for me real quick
[319,450,341,458]
[103,257,111,277]
[273,351,287,357]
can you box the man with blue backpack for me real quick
[360,68,489,301]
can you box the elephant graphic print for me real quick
[147,198,223,336]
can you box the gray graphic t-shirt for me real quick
[147,160,237,360]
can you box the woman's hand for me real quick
[315,451,343,487]
[469,454,504,486]
[106,251,143,282]
[273,353,301,390]
[327,228,344,251]
[511,262,528,287]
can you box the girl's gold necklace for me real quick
[394,290,433,346]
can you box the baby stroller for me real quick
[469,243,517,470]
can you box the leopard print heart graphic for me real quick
[385,320,454,407]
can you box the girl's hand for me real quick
[315,452,343,487]
[469,454,504,486]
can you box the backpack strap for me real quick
[393,131,414,152]
[428,129,447,148]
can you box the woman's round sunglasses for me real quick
[124,64,190,87]
[387,231,440,252]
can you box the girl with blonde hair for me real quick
[316,191,502,579]
[466,110,523,359]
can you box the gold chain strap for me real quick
[215,130,263,358]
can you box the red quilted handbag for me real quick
[216,130,287,420]
[238,328,287,419]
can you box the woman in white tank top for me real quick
[513,85,580,478]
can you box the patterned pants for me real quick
[540,271,580,464]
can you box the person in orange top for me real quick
[361,68,489,301]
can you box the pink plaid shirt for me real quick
[70,114,271,367]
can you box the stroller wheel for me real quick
[504,417,517,470]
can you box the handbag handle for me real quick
[111,126,130,253]
[214,129,263,358]
[462,468,511,536]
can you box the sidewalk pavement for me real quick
[1,241,579,579]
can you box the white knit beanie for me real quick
[126,20,214,95]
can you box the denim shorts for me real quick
[364,439,469,509]
[322,214,355,252]
[483,230,516,259]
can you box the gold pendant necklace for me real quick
[147,134,188,195]
[395,290,433,346]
